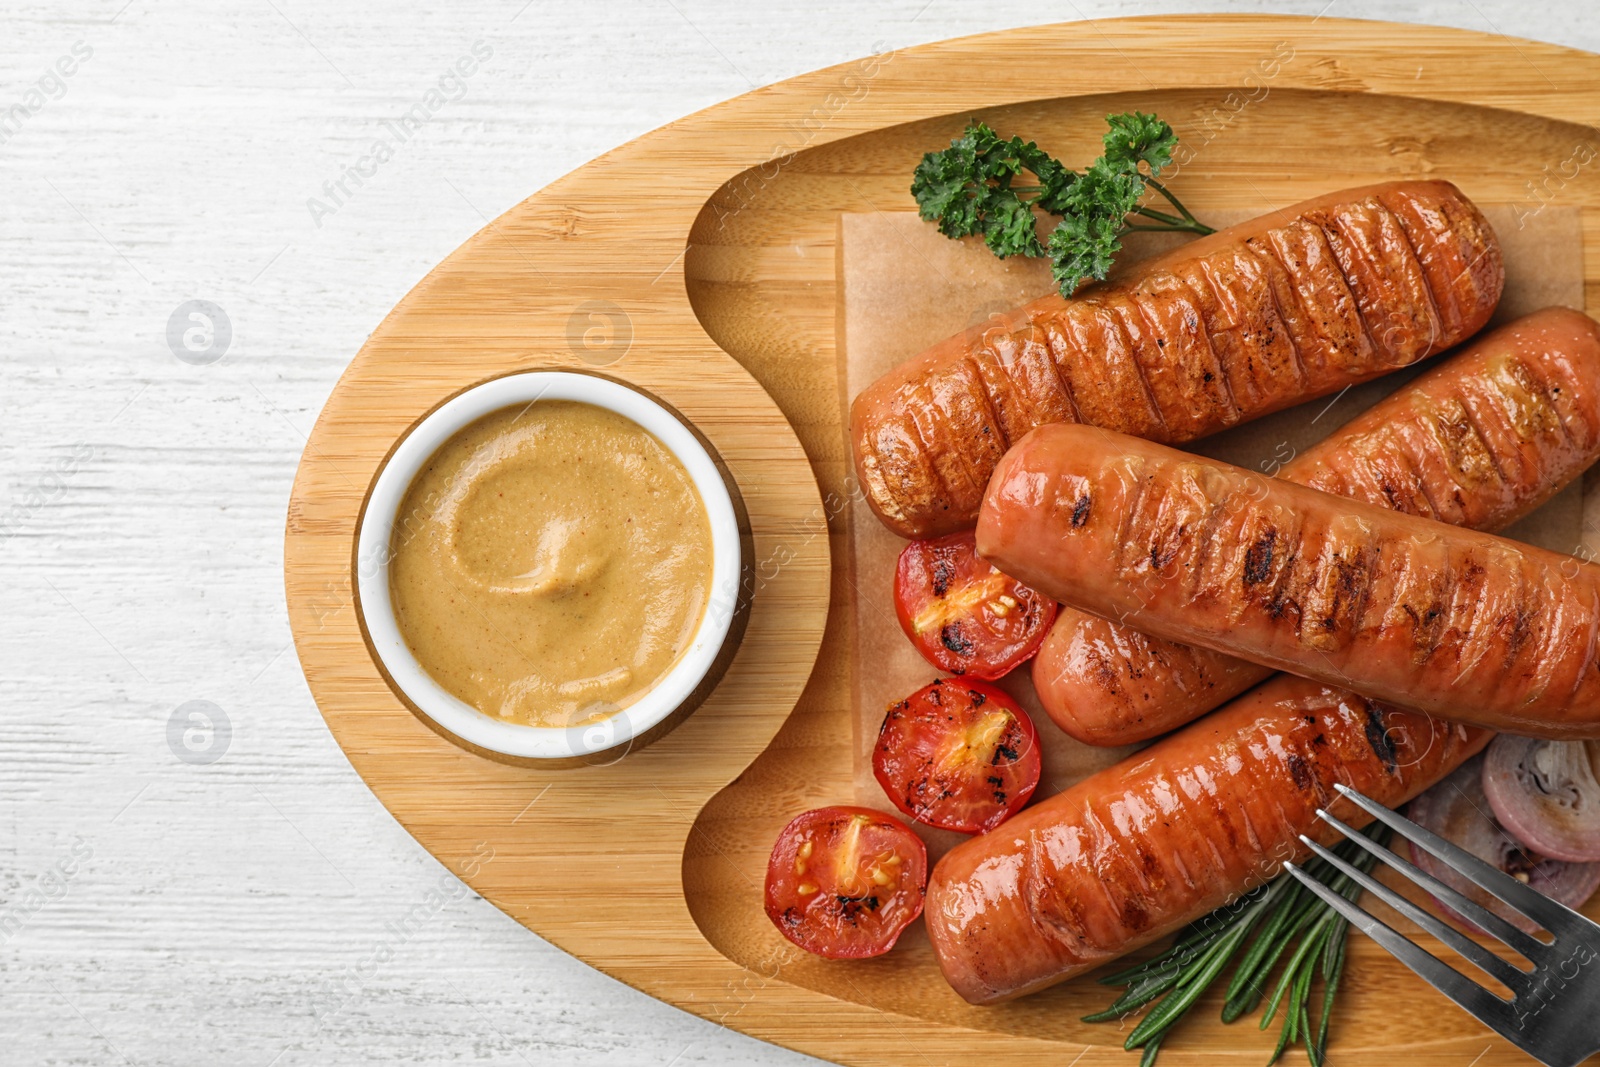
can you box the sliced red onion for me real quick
[1482,735,1600,862]
[1405,755,1600,935]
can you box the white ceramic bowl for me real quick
[356,371,742,760]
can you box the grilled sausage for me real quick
[925,676,1487,1004]
[979,423,1600,738]
[852,180,1504,538]
[1034,308,1600,745]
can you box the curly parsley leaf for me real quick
[1047,212,1123,296]
[911,121,1074,259]
[1046,158,1151,294]
[911,139,983,238]
[1100,111,1178,175]
[1029,152,1078,214]
[978,192,1043,259]
[1063,158,1146,224]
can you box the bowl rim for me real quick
[354,370,743,760]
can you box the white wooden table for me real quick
[4,1,1597,1063]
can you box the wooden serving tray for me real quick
[285,15,1600,1066]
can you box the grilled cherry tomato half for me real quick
[873,678,1041,834]
[764,806,928,959]
[893,530,1057,679]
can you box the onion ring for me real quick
[1406,755,1600,934]
[1482,735,1600,862]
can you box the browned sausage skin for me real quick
[1033,308,1600,746]
[852,180,1504,539]
[979,422,1600,738]
[925,677,1487,1005]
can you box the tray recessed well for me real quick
[287,16,1600,1065]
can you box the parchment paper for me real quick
[839,206,1586,858]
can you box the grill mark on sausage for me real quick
[1430,191,1504,324]
[898,386,949,521]
[1495,561,1537,673]
[1485,356,1556,439]
[1188,494,1235,595]
[1427,399,1501,505]
[1417,553,1455,663]
[1316,211,1394,361]
[908,371,992,524]
[1307,196,1445,374]
[969,332,1039,449]
[1353,532,1380,621]
[1165,846,1196,901]
[1441,557,1490,679]
[1362,704,1400,772]
[1235,795,1267,859]
[1295,730,1341,811]
[1318,537,1382,646]
[1536,350,1600,451]
[1263,525,1305,625]
[1200,766,1244,858]
[1453,392,1514,487]
[1274,220,1380,375]
[1113,469,1155,581]
[1402,416,1458,521]
[1243,235,1318,389]
[1148,517,1186,577]
[1222,494,1301,623]
[1570,581,1600,709]
[1025,322,1086,427]
[1388,200,1449,343]
[1244,530,1278,586]
[1289,539,1325,645]
[1518,572,1568,709]
[1105,295,1174,440]
[1378,476,1407,513]
[1084,643,1124,697]
[1238,242,1312,401]
[1285,753,1312,790]
[1044,304,1165,439]
[1501,599,1538,670]
[1139,271,1248,435]
[1187,273,1244,420]
[1186,783,1234,900]
[1378,436,1438,520]
[1187,249,1297,415]
[1354,197,1447,358]
[1380,186,1475,340]
[1082,805,1157,937]
[1022,828,1092,954]
[1413,188,1504,340]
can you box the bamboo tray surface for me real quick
[285,15,1600,1066]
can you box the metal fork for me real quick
[1284,783,1600,1067]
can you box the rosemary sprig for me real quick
[1087,823,1392,1066]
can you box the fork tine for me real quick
[1335,783,1587,940]
[1312,806,1550,963]
[1298,831,1529,993]
[1283,861,1515,1026]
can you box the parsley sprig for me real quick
[911,113,1214,297]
